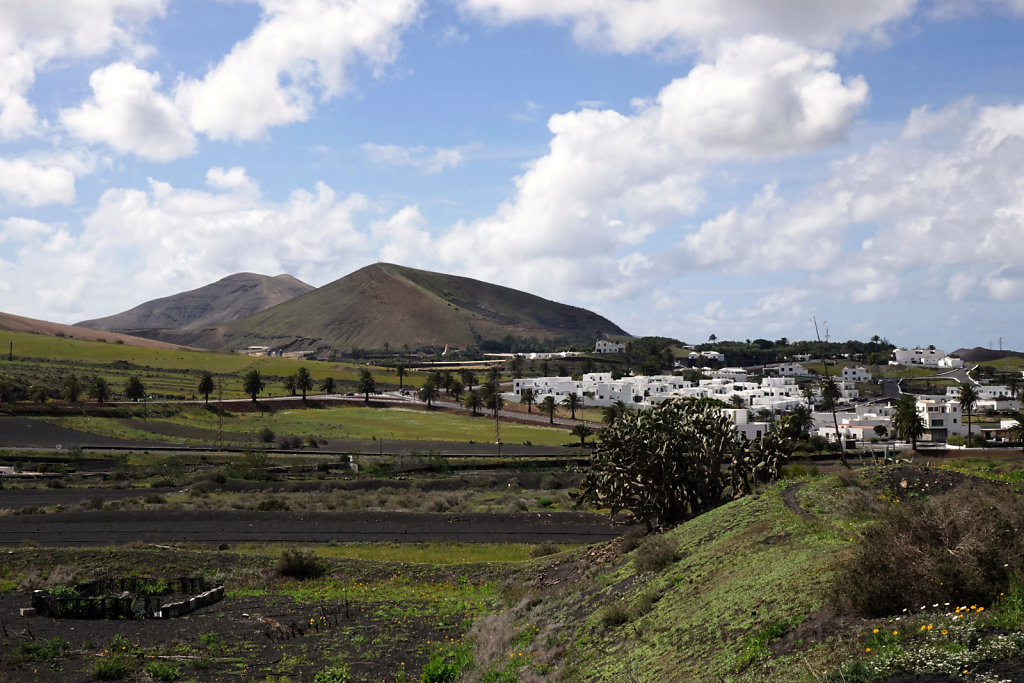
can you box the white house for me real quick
[778,363,810,377]
[937,356,964,369]
[916,398,966,440]
[893,348,948,367]
[842,367,871,383]
[594,340,625,354]
[688,350,725,363]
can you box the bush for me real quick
[276,546,325,580]
[257,496,290,511]
[600,602,631,628]
[17,637,69,662]
[145,661,182,681]
[633,534,679,573]
[313,663,351,683]
[832,483,1024,616]
[94,655,132,680]
[529,542,560,558]
[258,427,275,443]
[420,643,473,683]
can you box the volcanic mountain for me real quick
[208,263,628,351]
[77,273,314,334]
[99,263,625,352]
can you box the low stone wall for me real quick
[31,576,224,620]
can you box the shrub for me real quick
[257,497,290,512]
[258,427,275,443]
[145,661,182,681]
[17,637,69,662]
[832,483,1024,616]
[633,534,679,573]
[276,546,325,580]
[313,663,351,683]
[420,643,473,683]
[94,655,132,680]
[529,542,560,558]
[600,602,631,628]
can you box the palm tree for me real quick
[320,377,336,394]
[395,364,407,390]
[464,390,482,416]
[243,369,264,404]
[124,376,146,402]
[449,378,464,402]
[729,394,745,408]
[460,369,477,392]
[198,371,214,404]
[601,400,627,425]
[419,378,440,408]
[510,355,524,379]
[958,383,979,445]
[780,404,814,441]
[62,374,81,403]
[891,395,925,452]
[571,423,594,447]
[540,396,559,424]
[562,392,584,420]
[801,385,815,409]
[819,374,846,465]
[357,368,376,402]
[89,376,110,404]
[520,387,535,413]
[284,374,297,396]
[1008,414,1024,452]
[486,390,504,419]
[487,366,502,383]
[295,367,313,401]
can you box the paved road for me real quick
[0,509,625,546]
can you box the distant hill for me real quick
[77,273,313,333]
[191,263,628,352]
[953,347,1024,363]
[0,312,185,350]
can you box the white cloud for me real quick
[0,0,166,138]
[0,172,395,321]
[460,0,918,55]
[675,99,1024,306]
[175,0,422,141]
[410,36,865,303]
[206,166,260,194]
[363,143,468,173]
[60,62,196,161]
[0,156,79,206]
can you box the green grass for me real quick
[41,403,570,446]
[232,542,570,564]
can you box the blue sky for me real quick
[2,0,1024,352]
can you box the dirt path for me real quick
[781,482,815,521]
[0,509,623,546]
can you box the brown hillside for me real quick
[197,263,628,351]
[953,347,1024,363]
[77,273,313,332]
[0,312,187,350]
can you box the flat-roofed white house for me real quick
[594,340,625,354]
[916,398,965,441]
[778,363,810,377]
[688,350,725,363]
[842,367,871,382]
[894,348,948,367]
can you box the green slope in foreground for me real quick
[470,471,1024,682]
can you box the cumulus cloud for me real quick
[673,99,1024,306]
[0,156,85,206]
[363,143,468,173]
[175,0,422,141]
[60,62,196,161]
[411,36,866,302]
[0,170,395,320]
[460,0,918,54]
[0,0,165,138]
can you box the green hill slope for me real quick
[196,263,628,351]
